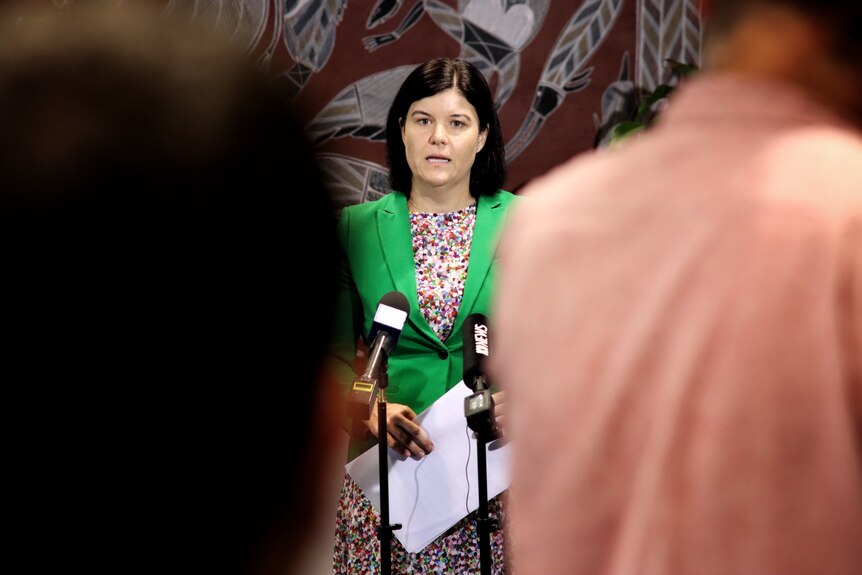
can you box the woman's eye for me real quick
[451,120,465,128]
[417,118,431,126]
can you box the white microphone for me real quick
[346,291,409,420]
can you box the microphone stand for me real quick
[465,388,497,575]
[376,358,401,575]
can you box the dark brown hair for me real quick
[385,57,507,198]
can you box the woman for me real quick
[330,57,517,573]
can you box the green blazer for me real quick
[330,189,517,458]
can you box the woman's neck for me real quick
[407,189,474,214]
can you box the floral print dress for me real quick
[331,204,510,574]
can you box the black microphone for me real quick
[462,313,497,437]
[463,313,491,391]
[346,291,409,420]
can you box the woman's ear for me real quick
[477,129,488,153]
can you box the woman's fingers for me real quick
[366,402,435,459]
[387,412,434,458]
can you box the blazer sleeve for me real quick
[327,206,363,398]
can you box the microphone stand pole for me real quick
[376,359,401,575]
[465,389,497,575]
[475,424,493,575]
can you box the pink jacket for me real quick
[492,73,862,575]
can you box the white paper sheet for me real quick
[345,381,511,553]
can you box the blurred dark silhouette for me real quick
[0,3,341,575]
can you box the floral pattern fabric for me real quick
[411,204,476,342]
[332,474,509,574]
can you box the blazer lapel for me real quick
[378,192,508,346]
[377,193,440,344]
[377,193,414,296]
[457,193,504,328]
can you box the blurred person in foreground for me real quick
[0,3,342,575]
[328,57,516,573]
[490,0,862,574]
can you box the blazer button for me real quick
[437,350,449,360]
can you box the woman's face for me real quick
[401,87,487,196]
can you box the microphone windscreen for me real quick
[462,313,490,390]
[367,290,409,348]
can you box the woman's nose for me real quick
[429,123,447,144]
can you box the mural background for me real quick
[59,0,704,210]
[33,2,703,573]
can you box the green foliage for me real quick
[605,59,699,148]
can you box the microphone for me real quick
[462,313,497,437]
[463,313,491,391]
[346,291,409,420]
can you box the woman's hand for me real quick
[366,401,434,459]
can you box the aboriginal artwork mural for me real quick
[56,0,704,212]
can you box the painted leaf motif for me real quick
[163,0,269,54]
